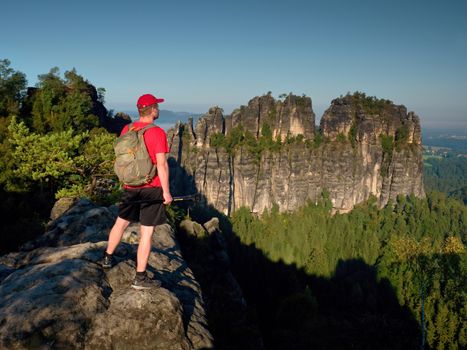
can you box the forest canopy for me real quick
[229,193,466,349]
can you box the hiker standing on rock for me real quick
[102,93,173,290]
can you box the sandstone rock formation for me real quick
[0,199,214,349]
[167,93,425,214]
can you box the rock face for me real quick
[167,93,425,214]
[226,94,315,142]
[0,199,213,349]
[177,218,264,349]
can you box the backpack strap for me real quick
[138,125,157,167]
[137,124,156,134]
[127,123,156,134]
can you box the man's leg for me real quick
[106,216,131,254]
[136,225,154,272]
[131,225,161,289]
[101,216,130,268]
[132,187,165,289]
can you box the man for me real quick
[102,93,173,290]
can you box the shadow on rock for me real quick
[0,199,214,350]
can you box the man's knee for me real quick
[115,216,131,228]
[140,225,154,238]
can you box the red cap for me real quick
[136,94,165,108]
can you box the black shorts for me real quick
[118,187,167,226]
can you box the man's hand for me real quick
[156,153,172,205]
[163,192,173,205]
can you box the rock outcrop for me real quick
[0,199,214,349]
[167,93,425,214]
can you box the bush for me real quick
[380,134,394,154]
[346,91,393,114]
[379,134,394,177]
[210,132,226,148]
[336,133,346,143]
[313,131,323,148]
[395,125,409,151]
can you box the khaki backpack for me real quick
[113,123,156,186]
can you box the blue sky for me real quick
[1,0,466,128]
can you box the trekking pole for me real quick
[119,193,201,205]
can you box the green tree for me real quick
[0,61,117,252]
[7,116,84,192]
[388,236,437,349]
[225,125,244,154]
[6,117,115,197]
[395,125,409,151]
[0,59,27,117]
[30,67,99,133]
[71,128,116,196]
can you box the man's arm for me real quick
[156,152,172,205]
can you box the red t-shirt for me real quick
[121,122,169,188]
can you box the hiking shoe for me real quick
[101,253,113,269]
[131,275,161,290]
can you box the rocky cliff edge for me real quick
[0,199,214,350]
